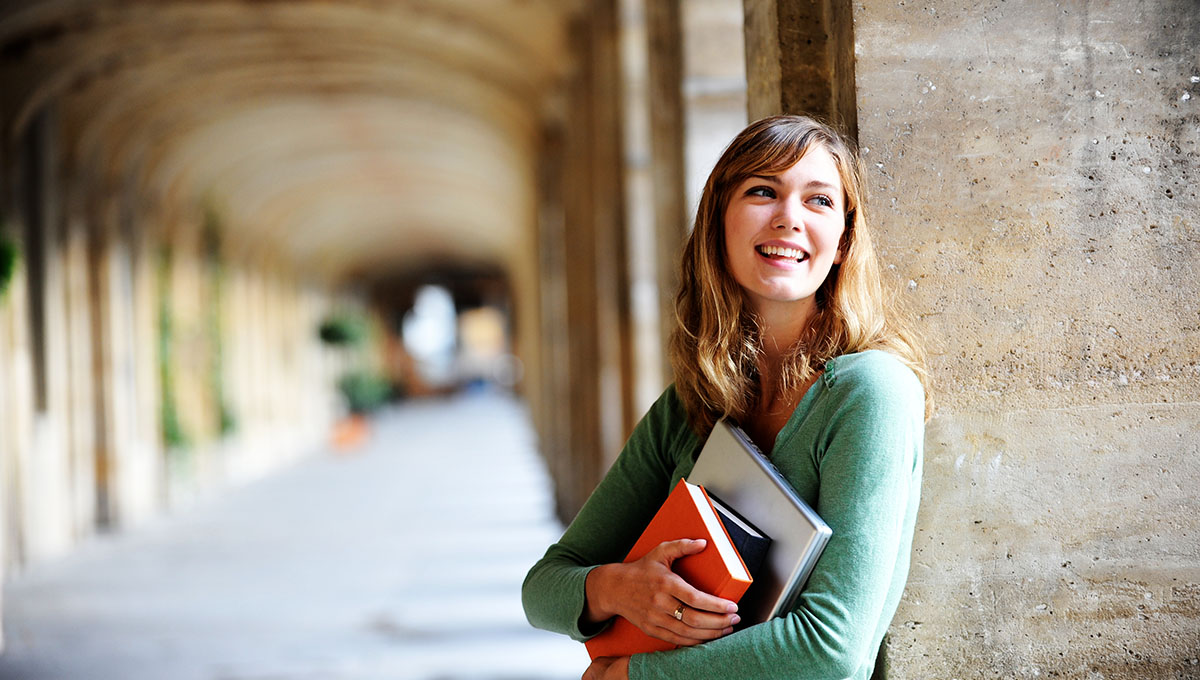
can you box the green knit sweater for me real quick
[522,350,925,679]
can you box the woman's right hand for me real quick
[583,538,741,647]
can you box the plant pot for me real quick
[332,414,369,452]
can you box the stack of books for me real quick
[585,420,832,658]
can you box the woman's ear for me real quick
[833,232,849,265]
[835,209,853,264]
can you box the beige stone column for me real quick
[743,0,856,135]
[681,1,748,211]
[86,195,116,529]
[129,220,163,521]
[587,0,636,466]
[90,194,163,528]
[18,109,75,562]
[561,14,605,519]
[618,0,667,415]
[534,0,639,520]
[0,217,37,572]
[534,121,573,517]
[645,0,688,383]
[635,0,747,393]
[63,202,97,540]
[848,0,1198,675]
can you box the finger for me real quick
[646,623,702,647]
[659,605,737,639]
[581,657,612,680]
[652,538,707,563]
[583,657,614,680]
[670,581,739,616]
[655,597,728,630]
[649,621,735,647]
[676,605,742,631]
[646,602,735,643]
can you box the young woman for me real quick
[523,115,928,680]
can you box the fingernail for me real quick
[727,603,738,613]
[731,615,741,625]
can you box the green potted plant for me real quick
[337,370,392,415]
[0,230,17,299]
[331,370,391,450]
[319,310,391,450]
[318,314,368,347]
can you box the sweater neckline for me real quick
[769,351,857,454]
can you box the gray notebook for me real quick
[687,418,832,624]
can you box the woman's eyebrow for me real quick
[805,180,840,193]
[747,175,840,194]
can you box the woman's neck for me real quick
[755,299,815,370]
[745,306,821,453]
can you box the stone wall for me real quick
[854,1,1200,677]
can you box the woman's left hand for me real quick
[582,655,630,680]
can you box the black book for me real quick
[688,419,832,624]
[708,493,771,582]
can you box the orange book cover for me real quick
[585,479,753,660]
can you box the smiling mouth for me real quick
[756,244,809,263]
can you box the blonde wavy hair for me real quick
[670,115,929,436]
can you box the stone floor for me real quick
[0,392,584,680]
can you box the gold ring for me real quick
[673,604,685,621]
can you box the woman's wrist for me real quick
[584,563,618,624]
[613,655,631,680]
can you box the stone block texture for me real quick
[854,1,1200,677]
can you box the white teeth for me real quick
[758,245,807,260]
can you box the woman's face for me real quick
[722,145,846,321]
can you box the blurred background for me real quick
[0,0,1197,679]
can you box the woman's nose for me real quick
[773,197,804,230]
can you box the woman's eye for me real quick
[810,195,834,208]
[747,186,775,198]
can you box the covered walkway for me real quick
[1,1,1197,676]
[0,394,579,680]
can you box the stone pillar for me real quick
[0,145,36,590]
[87,195,117,529]
[63,199,97,540]
[17,107,75,562]
[0,261,36,564]
[587,0,636,467]
[535,1,639,520]
[561,15,605,519]
[618,0,668,415]
[848,0,1200,675]
[640,0,747,388]
[90,190,163,529]
[743,0,857,136]
[129,219,163,521]
[681,0,748,212]
[645,0,688,383]
[0,160,8,640]
[535,121,573,517]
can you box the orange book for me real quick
[585,479,753,659]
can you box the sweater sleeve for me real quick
[521,388,699,641]
[630,353,925,680]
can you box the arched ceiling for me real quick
[0,0,577,284]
